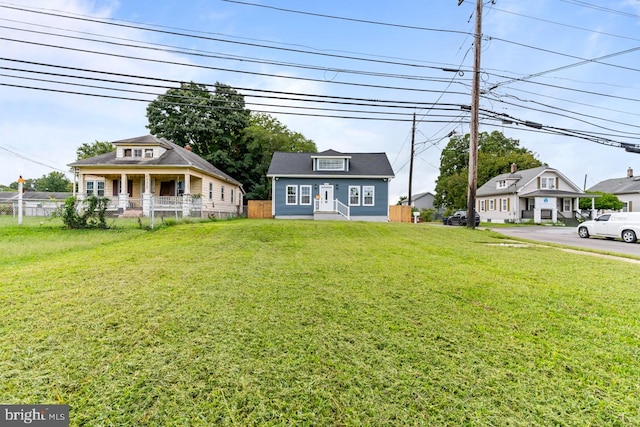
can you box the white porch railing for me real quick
[313,198,350,220]
[335,199,350,220]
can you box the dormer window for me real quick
[123,148,132,157]
[540,177,556,189]
[145,149,153,158]
[317,158,345,171]
[497,180,507,189]
[134,149,143,158]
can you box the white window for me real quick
[85,181,104,197]
[540,177,556,189]
[300,185,311,205]
[145,149,153,158]
[123,148,132,157]
[286,185,297,205]
[209,183,213,200]
[501,198,508,211]
[363,186,374,206]
[349,186,360,206]
[231,189,235,204]
[221,186,225,201]
[480,200,485,212]
[134,149,143,157]
[489,199,495,211]
[318,158,344,171]
[563,198,571,212]
[497,180,507,189]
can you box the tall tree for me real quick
[147,83,315,200]
[242,113,317,199]
[76,140,115,160]
[435,131,542,209]
[34,172,72,192]
[9,172,72,192]
[146,81,250,160]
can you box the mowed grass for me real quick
[1,219,639,426]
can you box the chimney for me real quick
[510,163,517,174]
[185,144,192,152]
[628,167,633,178]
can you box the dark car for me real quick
[447,210,480,226]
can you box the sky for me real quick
[1,0,640,204]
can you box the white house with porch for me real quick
[476,164,594,224]
[68,135,244,218]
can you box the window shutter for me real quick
[508,198,511,211]
[537,177,541,188]
[555,177,559,189]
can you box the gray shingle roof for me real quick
[588,176,640,194]
[267,150,395,177]
[477,165,584,197]
[0,191,73,200]
[68,135,241,186]
[477,166,548,196]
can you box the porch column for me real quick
[143,173,152,217]
[119,172,129,210]
[184,173,191,195]
[182,173,191,217]
[77,173,86,200]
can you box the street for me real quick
[487,225,640,258]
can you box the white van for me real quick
[577,212,640,243]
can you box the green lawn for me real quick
[1,219,638,425]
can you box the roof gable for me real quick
[68,135,241,186]
[267,150,394,178]
[477,165,582,196]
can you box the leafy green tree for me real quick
[146,82,250,160]
[9,172,72,192]
[147,83,316,200]
[34,172,72,192]
[76,140,115,160]
[434,131,542,209]
[242,113,316,199]
[579,191,624,211]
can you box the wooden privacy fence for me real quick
[389,205,411,223]
[248,200,272,219]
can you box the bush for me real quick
[55,196,109,229]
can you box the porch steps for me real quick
[313,211,349,221]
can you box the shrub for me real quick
[55,196,109,229]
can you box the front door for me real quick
[319,185,334,211]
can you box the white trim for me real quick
[286,185,298,205]
[300,185,312,205]
[363,185,375,206]
[349,185,360,206]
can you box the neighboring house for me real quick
[476,164,591,223]
[587,167,640,212]
[409,191,446,216]
[0,191,73,216]
[266,149,395,221]
[68,135,244,218]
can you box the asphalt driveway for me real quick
[487,225,640,258]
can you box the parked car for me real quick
[577,212,640,243]
[447,210,480,226]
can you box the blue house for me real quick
[267,149,395,221]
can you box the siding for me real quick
[273,178,389,217]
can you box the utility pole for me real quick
[466,0,483,229]
[408,112,416,207]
